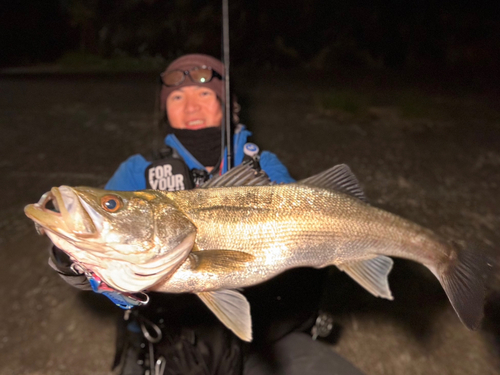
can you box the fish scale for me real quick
[158,184,452,293]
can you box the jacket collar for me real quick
[164,125,251,172]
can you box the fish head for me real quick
[24,186,197,292]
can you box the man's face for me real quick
[166,86,222,130]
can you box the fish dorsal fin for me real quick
[201,162,273,188]
[197,289,252,342]
[298,164,367,202]
[337,256,394,300]
[188,250,254,272]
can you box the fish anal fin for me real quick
[338,256,394,300]
[197,289,252,342]
[189,250,255,272]
[298,164,367,202]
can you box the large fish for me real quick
[24,164,487,341]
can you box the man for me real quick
[105,53,294,192]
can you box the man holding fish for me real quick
[33,54,367,375]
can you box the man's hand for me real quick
[48,245,92,291]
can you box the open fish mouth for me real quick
[38,190,62,213]
[31,191,61,235]
[25,186,98,237]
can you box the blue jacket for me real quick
[105,126,294,191]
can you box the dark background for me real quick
[1,0,500,76]
[1,1,500,375]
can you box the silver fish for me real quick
[25,164,487,341]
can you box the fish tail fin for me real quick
[433,242,488,330]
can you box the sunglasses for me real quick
[160,66,223,87]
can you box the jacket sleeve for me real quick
[105,154,150,191]
[259,151,295,184]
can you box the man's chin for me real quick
[185,124,221,131]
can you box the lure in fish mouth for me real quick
[24,186,196,293]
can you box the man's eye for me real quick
[200,91,212,97]
[171,95,183,101]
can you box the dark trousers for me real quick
[245,333,365,375]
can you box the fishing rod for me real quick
[222,0,232,171]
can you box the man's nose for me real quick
[184,96,201,113]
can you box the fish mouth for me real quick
[25,190,64,235]
[25,186,98,238]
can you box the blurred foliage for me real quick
[0,1,74,66]
[1,0,499,71]
[56,0,222,61]
[57,50,166,71]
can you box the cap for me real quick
[160,54,225,111]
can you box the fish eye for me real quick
[100,195,123,213]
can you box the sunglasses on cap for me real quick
[160,66,223,87]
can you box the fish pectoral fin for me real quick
[189,250,254,272]
[197,289,252,342]
[338,256,394,300]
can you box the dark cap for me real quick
[160,54,225,111]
